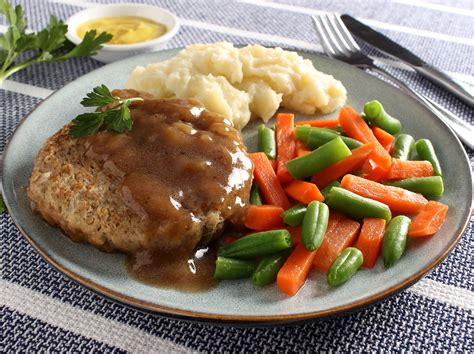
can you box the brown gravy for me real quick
[84,90,252,291]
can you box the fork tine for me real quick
[325,13,353,55]
[332,14,362,52]
[319,13,345,56]
[312,16,338,57]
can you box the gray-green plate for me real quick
[2,49,472,325]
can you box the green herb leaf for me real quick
[0,194,6,214]
[81,84,116,107]
[69,112,105,137]
[54,30,113,61]
[104,101,133,133]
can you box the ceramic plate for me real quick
[2,49,472,325]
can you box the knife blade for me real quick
[341,14,474,107]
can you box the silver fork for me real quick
[313,14,474,149]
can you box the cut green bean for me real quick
[295,126,362,150]
[281,203,307,226]
[325,187,392,221]
[392,134,415,160]
[415,139,442,176]
[252,250,291,287]
[384,176,444,199]
[301,201,329,251]
[321,180,341,199]
[287,137,352,179]
[363,100,401,134]
[250,184,263,205]
[214,257,258,280]
[382,215,411,268]
[327,247,364,286]
[258,124,276,160]
[217,229,292,259]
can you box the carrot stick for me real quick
[372,127,395,153]
[341,174,428,214]
[296,140,312,157]
[311,142,377,188]
[276,113,296,184]
[244,205,285,231]
[313,212,360,272]
[284,180,324,204]
[270,159,277,172]
[287,226,302,245]
[339,106,392,172]
[295,118,339,128]
[250,152,291,210]
[355,218,386,268]
[386,159,435,180]
[409,201,449,237]
[360,158,389,182]
[277,243,316,296]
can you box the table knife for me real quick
[341,14,474,107]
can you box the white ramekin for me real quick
[66,3,180,63]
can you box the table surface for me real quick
[1,0,473,352]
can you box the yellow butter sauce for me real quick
[76,16,167,45]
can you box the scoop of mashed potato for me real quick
[127,42,346,129]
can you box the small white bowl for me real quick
[66,3,180,63]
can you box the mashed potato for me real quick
[127,42,346,129]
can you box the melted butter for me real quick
[76,16,167,45]
[84,90,253,290]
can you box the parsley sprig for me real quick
[69,85,143,137]
[0,0,112,81]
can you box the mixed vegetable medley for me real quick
[215,100,449,296]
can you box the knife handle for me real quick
[368,67,474,150]
[415,65,474,107]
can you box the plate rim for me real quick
[2,47,472,324]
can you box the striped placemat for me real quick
[1,0,473,351]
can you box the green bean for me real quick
[382,215,411,267]
[295,126,362,150]
[363,100,401,135]
[302,201,329,251]
[327,247,364,286]
[384,176,444,199]
[287,137,352,179]
[258,124,276,160]
[325,187,392,221]
[281,203,307,226]
[321,180,341,199]
[415,139,442,176]
[214,257,258,280]
[250,184,263,205]
[252,250,291,287]
[328,126,345,134]
[217,229,292,259]
[392,134,415,160]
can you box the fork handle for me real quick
[367,67,474,150]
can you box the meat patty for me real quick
[28,92,253,254]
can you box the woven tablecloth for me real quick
[1,0,473,351]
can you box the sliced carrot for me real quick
[386,159,435,180]
[250,152,291,210]
[223,236,238,244]
[360,158,389,182]
[287,226,302,245]
[409,201,449,237]
[295,118,339,128]
[313,213,360,272]
[355,218,386,268]
[244,205,284,231]
[341,174,428,214]
[284,180,324,204]
[270,159,277,172]
[296,140,312,157]
[339,106,392,172]
[275,113,296,184]
[372,127,395,153]
[311,142,376,188]
[277,243,316,296]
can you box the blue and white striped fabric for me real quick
[1,0,473,351]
